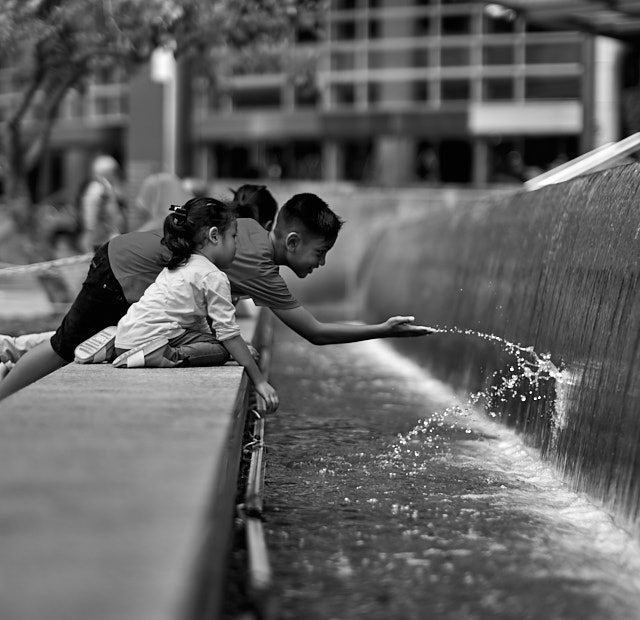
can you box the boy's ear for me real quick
[285,231,301,251]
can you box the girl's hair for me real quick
[162,196,236,269]
[231,184,278,230]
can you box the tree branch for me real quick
[24,66,85,169]
[7,67,44,130]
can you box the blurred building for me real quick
[2,0,639,197]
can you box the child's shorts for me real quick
[50,242,130,362]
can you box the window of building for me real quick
[231,87,281,109]
[368,19,380,39]
[483,78,514,100]
[441,47,470,67]
[412,48,430,68]
[439,139,472,183]
[525,76,580,99]
[483,45,515,65]
[523,135,579,171]
[214,144,262,179]
[369,0,424,6]
[484,15,516,34]
[412,81,430,103]
[526,42,581,64]
[369,49,414,69]
[295,81,319,108]
[331,52,356,71]
[441,14,471,35]
[331,20,357,40]
[292,141,323,179]
[441,79,470,101]
[368,82,380,106]
[333,83,356,106]
[334,0,357,10]
[415,16,431,36]
[343,140,373,181]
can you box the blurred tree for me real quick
[0,0,324,233]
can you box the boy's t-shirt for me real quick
[108,218,300,310]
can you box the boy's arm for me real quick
[271,305,434,345]
[222,335,279,412]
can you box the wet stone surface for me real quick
[260,322,640,620]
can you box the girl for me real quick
[113,196,278,413]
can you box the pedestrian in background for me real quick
[79,155,127,252]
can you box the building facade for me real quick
[1,0,636,201]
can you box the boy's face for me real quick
[286,232,335,278]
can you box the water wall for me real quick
[214,173,639,535]
[358,164,640,537]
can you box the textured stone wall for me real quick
[361,164,640,535]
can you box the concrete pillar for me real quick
[322,141,342,181]
[193,146,212,182]
[593,36,625,147]
[472,138,489,187]
[375,137,415,185]
[372,0,415,185]
[126,48,177,202]
[63,148,88,198]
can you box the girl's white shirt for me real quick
[115,254,241,350]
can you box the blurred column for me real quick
[472,138,489,186]
[322,141,342,181]
[373,0,415,186]
[126,47,177,202]
[62,148,87,198]
[592,36,625,147]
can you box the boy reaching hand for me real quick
[0,193,433,402]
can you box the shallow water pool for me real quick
[258,323,640,620]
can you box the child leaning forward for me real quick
[113,197,278,413]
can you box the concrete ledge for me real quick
[0,314,265,620]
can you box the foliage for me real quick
[0,0,325,229]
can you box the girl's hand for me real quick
[255,380,279,414]
[385,316,437,337]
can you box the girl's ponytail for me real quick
[162,197,235,269]
[163,204,193,269]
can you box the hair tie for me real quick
[169,204,187,219]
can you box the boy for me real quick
[0,193,432,401]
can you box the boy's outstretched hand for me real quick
[385,316,437,337]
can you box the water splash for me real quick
[381,326,567,470]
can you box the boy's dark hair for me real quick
[231,184,278,230]
[162,196,235,269]
[275,193,343,242]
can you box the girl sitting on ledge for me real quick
[112,197,279,414]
